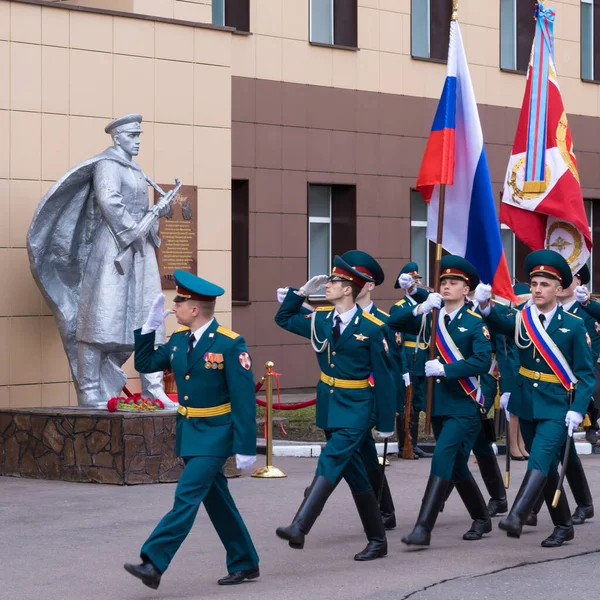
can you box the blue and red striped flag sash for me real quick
[489,355,499,380]
[435,311,484,406]
[520,306,577,391]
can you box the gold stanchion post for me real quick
[252,361,287,478]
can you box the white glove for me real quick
[474,283,492,304]
[575,285,590,304]
[235,454,256,470]
[141,293,171,334]
[500,392,511,422]
[375,431,394,439]
[403,373,411,387]
[276,287,289,304]
[565,411,584,437]
[421,292,443,315]
[398,273,414,290]
[298,274,329,297]
[425,359,445,377]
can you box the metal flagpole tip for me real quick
[451,0,459,20]
[252,465,287,478]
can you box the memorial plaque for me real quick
[155,185,198,289]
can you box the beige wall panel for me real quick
[282,0,308,41]
[560,76,599,117]
[0,386,8,408]
[10,111,41,180]
[69,115,110,167]
[198,188,231,250]
[554,40,581,79]
[469,63,488,107]
[133,0,173,18]
[9,249,44,316]
[554,2,580,42]
[0,110,8,178]
[70,50,113,118]
[193,64,231,127]
[255,0,283,37]
[122,354,137,379]
[63,0,135,11]
[42,46,70,114]
[9,179,41,248]
[114,16,154,58]
[41,6,70,48]
[41,317,70,384]
[113,54,155,121]
[153,122,194,183]
[155,22,194,62]
[359,0,380,9]
[333,48,358,89]
[173,1,211,23]
[194,125,231,189]
[379,0,409,13]
[42,383,70,407]
[194,28,231,67]
[358,6,380,51]
[10,384,42,408]
[282,38,309,84]
[460,0,499,29]
[0,180,8,248]
[379,51,404,95]
[306,46,333,87]
[41,114,70,182]
[357,48,380,92]
[9,316,42,385]
[137,121,155,180]
[463,24,499,69]
[0,41,7,110]
[68,382,78,406]
[10,2,41,44]
[379,9,403,54]
[198,250,231,305]
[256,34,283,81]
[485,69,528,110]
[231,34,256,78]
[0,2,8,41]
[70,11,113,53]
[215,311,232,329]
[10,43,42,112]
[155,59,194,124]
[0,249,8,317]
[0,317,8,385]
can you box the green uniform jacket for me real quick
[483,305,595,419]
[578,298,600,323]
[275,290,396,432]
[134,320,257,458]
[388,303,492,417]
[566,301,600,363]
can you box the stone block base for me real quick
[0,407,240,485]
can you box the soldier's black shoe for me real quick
[402,476,449,547]
[353,488,388,561]
[455,474,492,541]
[499,469,547,538]
[463,519,492,541]
[572,505,594,525]
[124,561,161,590]
[217,567,260,585]
[413,446,432,458]
[276,476,334,549]
[487,497,508,517]
[524,512,538,527]
[585,427,598,444]
[541,525,574,548]
[381,511,396,530]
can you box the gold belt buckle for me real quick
[180,406,188,417]
[533,371,541,381]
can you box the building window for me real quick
[212,0,250,33]
[232,180,249,302]
[500,225,515,281]
[411,0,452,62]
[308,184,357,291]
[410,190,430,286]
[500,0,537,73]
[581,0,600,82]
[309,0,357,48]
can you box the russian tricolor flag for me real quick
[416,20,516,302]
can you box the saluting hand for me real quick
[276,287,289,304]
[575,285,590,304]
[298,275,329,297]
[397,273,414,290]
[141,293,171,334]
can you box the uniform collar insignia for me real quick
[354,333,368,341]
[209,332,215,338]
[559,327,570,333]
[458,326,467,332]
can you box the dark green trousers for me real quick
[518,418,565,475]
[141,455,259,575]
[431,414,481,481]
[412,376,426,412]
[358,431,380,477]
[317,428,372,494]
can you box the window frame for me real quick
[231,179,250,304]
[581,0,598,83]
[499,0,536,74]
[212,0,250,33]
[409,189,431,287]
[309,0,358,49]
[500,223,516,282]
[308,185,333,299]
[410,0,451,64]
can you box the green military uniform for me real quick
[483,250,595,546]
[388,255,494,546]
[274,255,396,561]
[126,271,258,588]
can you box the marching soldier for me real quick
[124,270,259,589]
[477,250,595,547]
[274,256,396,561]
[393,262,433,459]
[388,256,493,546]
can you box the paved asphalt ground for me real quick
[1,455,600,600]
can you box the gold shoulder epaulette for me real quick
[564,310,583,321]
[315,306,335,312]
[216,325,240,339]
[395,299,406,307]
[491,298,508,306]
[173,326,190,333]
[362,311,384,326]
[467,309,482,319]
[376,308,390,317]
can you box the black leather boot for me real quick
[565,453,594,525]
[541,474,574,548]
[455,474,492,540]
[353,489,388,561]
[524,492,545,527]
[411,410,432,458]
[499,469,547,538]
[439,481,454,513]
[368,469,396,530]
[276,476,335,549]
[402,476,450,546]
[477,454,508,516]
[124,560,162,590]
